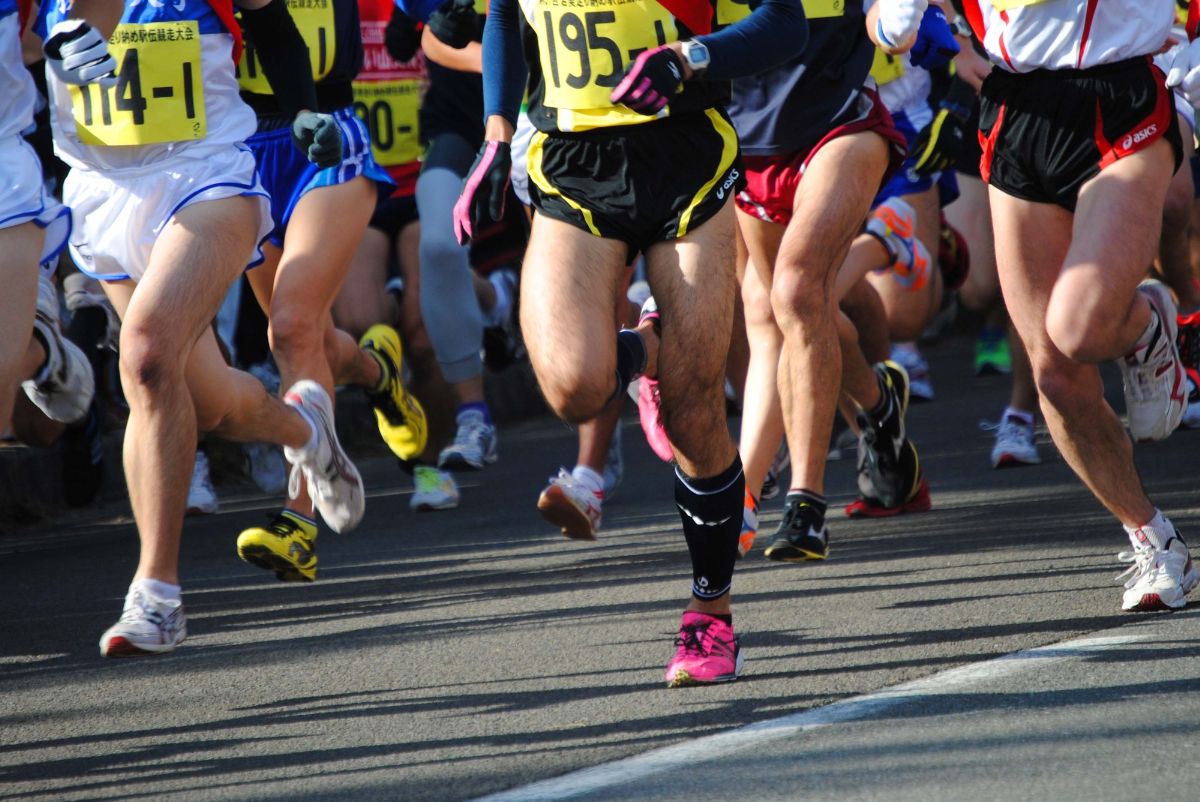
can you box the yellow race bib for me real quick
[718,0,842,25]
[988,0,1055,10]
[237,0,336,93]
[527,0,674,113]
[352,79,422,167]
[870,47,906,85]
[70,22,206,146]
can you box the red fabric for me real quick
[735,88,906,226]
[1189,0,1199,41]
[657,0,711,36]
[206,0,243,64]
[1094,60,1173,170]
[17,0,31,33]
[977,101,1006,185]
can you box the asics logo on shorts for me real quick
[1123,124,1158,150]
[715,168,740,200]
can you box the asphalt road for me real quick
[3,338,1199,801]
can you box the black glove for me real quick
[292,111,343,169]
[610,46,683,116]
[427,0,480,49]
[385,7,422,63]
[908,77,975,178]
[453,141,512,245]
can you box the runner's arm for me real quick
[480,0,526,136]
[237,0,320,119]
[686,0,808,80]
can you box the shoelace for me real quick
[457,419,492,451]
[264,515,302,537]
[675,622,735,660]
[981,418,1033,451]
[119,590,165,626]
[1115,548,1158,589]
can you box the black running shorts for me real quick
[978,55,1181,211]
[526,109,743,253]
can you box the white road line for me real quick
[468,630,1150,802]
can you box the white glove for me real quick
[877,0,929,49]
[1167,39,1200,109]
[43,19,117,88]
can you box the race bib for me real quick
[237,0,336,93]
[70,22,206,146]
[988,0,1054,10]
[718,0,841,24]
[526,0,675,112]
[870,47,905,85]
[352,79,422,167]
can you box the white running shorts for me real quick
[64,145,272,282]
[0,134,71,277]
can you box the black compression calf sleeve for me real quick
[609,328,647,402]
[239,0,319,116]
[675,456,744,601]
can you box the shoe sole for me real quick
[1122,592,1186,612]
[763,543,829,562]
[537,486,597,540]
[100,635,183,657]
[846,480,932,518]
[238,545,316,582]
[992,453,1041,469]
[412,499,460,513]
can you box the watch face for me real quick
[686,42,710,68]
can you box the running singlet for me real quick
[355,0,423,193]
[0,0,37,141]
[521,0,730,133]
[727,0,873,155]
[37,0,257,172]
[419,0,485,146]
[237,0,363,113]
[960,0,1185,72]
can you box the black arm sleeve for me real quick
[238,0,319,116]
[697,0,808,81]
[481,0,527,127]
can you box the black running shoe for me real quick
[856,360,913,509]
[764,498,829,562]
[60,402,104,507]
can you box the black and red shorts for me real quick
[978,55,1182,211]
[734,88,908,226]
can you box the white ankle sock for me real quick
[134,578,181,601]
[1124,509,1170,549]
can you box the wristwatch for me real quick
[951,16,973,38]
[680,40,711,75]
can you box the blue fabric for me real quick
[249,106,393,246]
[393,0,444,23]
[38,0,226,38]
[874,109,934,206]
[908,6,959,72]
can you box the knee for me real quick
[770,262,832,324]
[269,305,323,358]
[1044,301,1110,363]
[119,328,182,398]
[1030,354,1094,414]
[742,278,777,329]
[539,371,611,425]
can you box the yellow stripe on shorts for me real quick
[676,108,740,238]
[526,130,601,237]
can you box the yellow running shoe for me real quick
[359,324,428,460]
[237,511,318,582]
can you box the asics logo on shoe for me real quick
[1122,124,1157,150]
[715,168,740,201]
[288,541,315,565]
[676,503,732,527]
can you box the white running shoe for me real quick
[243,442,288,495]
[890,342,933,401]
[185,451,219,515]
[99,582,187,657]
[411,465,460,512]
[1181,375,1200,429]
[537,468,603,539]
[1119,280,1185,442]
[602,423,624,498]
[437,411,498,471]
[1118,520,1199,612]
[988,414,1041,468]
[22,274,95,424]
[283,380,365,533]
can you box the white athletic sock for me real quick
[1124,509,1170,550]
[134,578,181,602]
[571,465,604,497]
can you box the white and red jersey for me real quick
[961,0,1197,73]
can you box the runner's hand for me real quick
[385,6,422,63]
[1167,39,1200,108]
[292,112,343,169]
[453,141,511,245]
[908,77,974,177]
[877,0,929,50]
[44,20,116,88]
[610,46,683,115]
[427,0,479,49]
[907,6,959,70]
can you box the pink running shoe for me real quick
[664,611,743,687]
[638,376,673,462]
